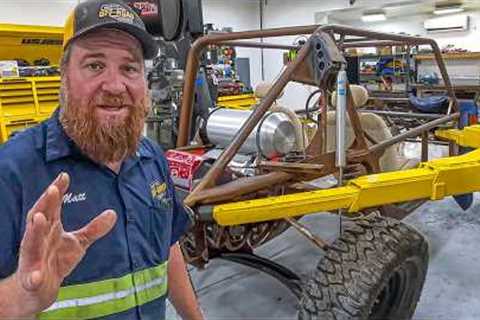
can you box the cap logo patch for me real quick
[98,3,135,23]
[132,2,158,17]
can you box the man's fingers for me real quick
[20,212,48,268]
[28,173,69,223]
[48,172,69,223]
[18,212,48,292]
[52,172,70,197]
[73,210,117,249]
[42,185,62,224]
[28,185,56,220]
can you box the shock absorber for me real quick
[336,68,348,234]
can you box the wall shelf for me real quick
[416,52,480,61]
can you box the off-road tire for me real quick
[298,215,429,320]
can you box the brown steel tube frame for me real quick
[177,24,458,207]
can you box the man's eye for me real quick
[124,65,140,73]
[87,63,103,71]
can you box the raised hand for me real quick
[10,172,117,317]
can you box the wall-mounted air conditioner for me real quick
[424,15,469,33]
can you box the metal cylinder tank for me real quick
[205,108,297,159]
[125,0,182,40]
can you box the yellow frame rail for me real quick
[435,124,480,148]
[210,126,480,226]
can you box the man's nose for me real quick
[101,68,127,95]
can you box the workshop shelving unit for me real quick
[0,23,62,142]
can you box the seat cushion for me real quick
[325,111,402,172]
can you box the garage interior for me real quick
[2,0,480,319]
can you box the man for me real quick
[0,0,203,319]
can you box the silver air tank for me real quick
[205,108,297,159]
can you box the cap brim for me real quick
[65,21,158,59]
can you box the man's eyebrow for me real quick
[79,52,142,64]
[126,48,143,64]
[80,52,107,62]
[123,55,142,64]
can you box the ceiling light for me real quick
[361,12,387,22]
[433,5,464,15]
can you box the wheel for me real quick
[298,215,429,320]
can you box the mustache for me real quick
[92,94,132,107]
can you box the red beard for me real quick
[59,81,149,164]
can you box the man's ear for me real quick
[143,90,152,116]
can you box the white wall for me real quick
[0,1,78,26]
[349,12,480,51]
[424,13,480,52]
[258,1,344,110]
[259,1,480,110]
[203,0,259,31]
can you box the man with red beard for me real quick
[0,0,203,319]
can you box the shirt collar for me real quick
[45,109,76,162]
[136,139,154,159]
[45,109,154,162]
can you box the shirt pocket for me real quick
[149,196,174,260]
[152,196,173,214]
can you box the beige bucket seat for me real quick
[330,85,417,171]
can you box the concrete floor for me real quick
[167,144,480,319]
[406,196,480,320]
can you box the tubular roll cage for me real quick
[175,24,460,219]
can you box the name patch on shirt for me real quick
[150,181,167,200]
[63,192,87,204]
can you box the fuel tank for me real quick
[205,108,297,159]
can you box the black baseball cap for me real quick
[63,0,158,59]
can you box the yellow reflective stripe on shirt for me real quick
[38,262,168,320]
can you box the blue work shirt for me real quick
[0,111,190,319]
